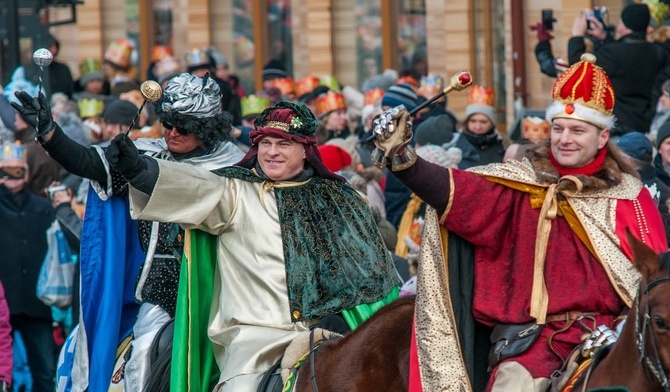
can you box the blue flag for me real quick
[78,188,144,390]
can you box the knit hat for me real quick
[545,53,615,130]
[208,47,228,67]
[414,115,455,146]
[103,99,139,128]
[622,3,651,32]
[465,85,496,123]
[657,121,670,148]
[361,69,399,92]
[381,83,418,111]
[79,58,105,87]
[617,131,653,162]
[262,59,289,81]
[317,144,352,172]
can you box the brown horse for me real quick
[294,296,414,392]
[571,234,670,391]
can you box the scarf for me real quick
[549,146,608,177]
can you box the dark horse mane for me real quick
[658,251,670,273]
[296,296,415,392]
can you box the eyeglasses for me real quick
[162,122,190,135]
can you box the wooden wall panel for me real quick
[291,0,333,79]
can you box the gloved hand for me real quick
[10,91,56,137]
[529,22,554,42]
[371,106,416,171]
[105,133,147,180]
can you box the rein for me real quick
[309,328,319,392]
[636,275,670,392]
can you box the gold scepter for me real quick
[124,80,163,134]
[409,70,473,116]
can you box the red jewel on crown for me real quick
[565,103,575,115]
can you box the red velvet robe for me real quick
[395,156,668,391]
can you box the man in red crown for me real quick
[372,54,668,391]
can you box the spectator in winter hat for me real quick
[381,83,418,112]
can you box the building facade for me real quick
[42,0,630,131]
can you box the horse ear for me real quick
[627,230,659,279]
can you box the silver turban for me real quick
[161,73,222,116]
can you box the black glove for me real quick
[10,91,56,137]
[105,133,147,180]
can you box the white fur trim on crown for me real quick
[545,101,615,130]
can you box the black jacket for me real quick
[568,32,669,135]
[0,186,54,319]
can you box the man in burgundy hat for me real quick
[104,100,399,391]
[372,54,668,391]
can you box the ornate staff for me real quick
[124,80,163,134]
[409,70,473,116]
[32,48,53,139]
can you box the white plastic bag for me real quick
[37,221,74,308]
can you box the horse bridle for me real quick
[635,275,670,392]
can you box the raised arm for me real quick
[11,91,108,185]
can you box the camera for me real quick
[586,7,608,30]
[47,184,67,201]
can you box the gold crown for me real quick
[645,0,670,27]
[316,91,346,116]
[241,94,271,118]
[78,98,105,118]
[295,76,320,97]
[80,58,102,76]
[319,75,340,92]
[468,85,495,106]
[104,40,133,68]
[364,88,385,106]
[270,77,295,95]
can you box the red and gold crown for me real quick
[316,91,347,116]
[78,98,105,118]
[104,39,133,69]
[295,76,320,98]
[270,77,295,96]
[545,53,615,129]
[468,85,495,106]
[241,94,271,119]
[151,45,173,63]
[522,116,551,142]
[396,75,419,89]
[364,88,385,106]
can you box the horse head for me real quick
[629,232,670,391]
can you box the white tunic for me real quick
[129,159,314,391]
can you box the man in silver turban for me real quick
[12,72,244,391]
